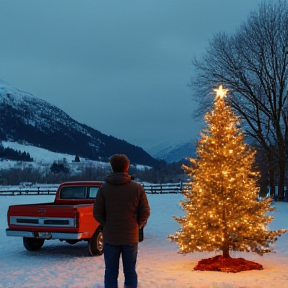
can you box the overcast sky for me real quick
[0,0,263,152]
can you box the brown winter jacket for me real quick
[93,173,150,245]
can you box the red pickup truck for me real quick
[6,181,103,256]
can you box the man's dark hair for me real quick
[110,154,130,173]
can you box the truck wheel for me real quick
[88,228,103,256]
[23,237,45,251]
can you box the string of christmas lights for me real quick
[168,85,286,258]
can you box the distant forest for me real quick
[0,144,33,162]
[0,156,189,186]
[0,144,268,188]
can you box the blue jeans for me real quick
[104,243,138,288]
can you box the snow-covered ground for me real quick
[0,141,149,175]
[1,194,288,288]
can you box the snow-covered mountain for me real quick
[149,140,197,163]
[0,79,159,167]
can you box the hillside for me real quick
[0,79,160,167]
[150,141,197,163]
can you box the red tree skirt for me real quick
[194,255,263,273]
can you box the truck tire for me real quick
[23,237,45,251]
[88,228,103,256]
[66,240,79,245]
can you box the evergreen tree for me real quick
[74,155,80,162]
[169,85,286,261]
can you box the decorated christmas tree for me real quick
[168,85,286,272]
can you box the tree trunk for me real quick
[222,246,230,258]
[278,155,286,201]
[267,151,276,198]
[269,169,275,198]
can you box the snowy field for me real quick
[1,194,288,288]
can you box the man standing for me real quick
[93,154,150,288]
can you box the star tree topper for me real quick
[214,85,228,100]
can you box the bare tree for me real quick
[191,0,288,200]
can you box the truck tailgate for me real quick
[7,203,91,230]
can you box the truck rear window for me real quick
[60,186,99,199]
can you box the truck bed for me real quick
[7,202,95,232]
